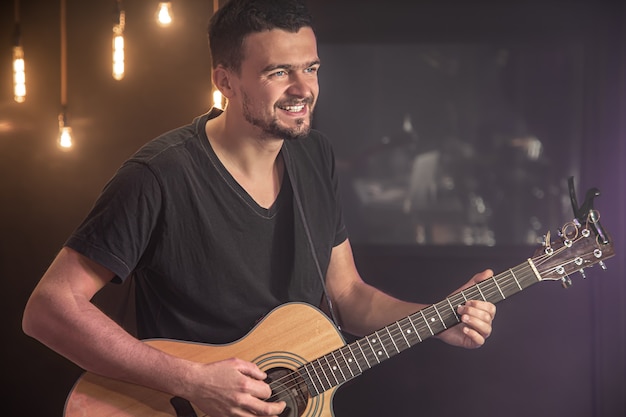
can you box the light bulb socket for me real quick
[58,109,69,128]
[13,22,21,46]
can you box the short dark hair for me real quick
[208,0,314,73]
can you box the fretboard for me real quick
[298,259,541,396]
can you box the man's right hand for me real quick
[185,358,287,417]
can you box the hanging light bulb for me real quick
[57,0,74,151]
[156,2,173,27]
[13,0,25,103]
[58,110,74,150]
[212,89,225,110]
[112,2,125,80]
[13,45,26,103]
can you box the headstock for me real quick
[531,177,615,287]
[531,215,614,286]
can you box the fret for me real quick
[345,344,363,374]
[445,297,460,322]
[384,326,400,354]
[356,339,373,368]
[329,351,347,383]
[399,318,420,345]
[323,356,340,386]
[396,321,411,348]
[475,282,486,301]
[510,268,523,290]
[315,358,332,390]
[303,362,323,396]
[407,315,423,342]
[432,303,447,330]
[492,276,506,300]
[420,310,434,336]
[434,300,458,329]
[371,332,388,361]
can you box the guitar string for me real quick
[267,257,580,401]
[266,256,571,400]
[266,238,599,401]
[264,265,540,399]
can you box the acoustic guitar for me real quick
[64,213,614,417]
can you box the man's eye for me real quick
[271,70,287,77]
[305,66,318,74]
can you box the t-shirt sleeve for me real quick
[65,161,162,282]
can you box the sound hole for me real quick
[265,367,310,417]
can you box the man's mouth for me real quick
[278,103,306,113]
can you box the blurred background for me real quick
[1,0,624,416]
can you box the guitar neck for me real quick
[299,259,541,396]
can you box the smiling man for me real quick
[22,1,496,416]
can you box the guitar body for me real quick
[64,303,346,417]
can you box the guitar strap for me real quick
[282,145,342,330]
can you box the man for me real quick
[22,1,496,416]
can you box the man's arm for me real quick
[22,247,286,417]
[324,239,495,348]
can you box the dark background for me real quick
[1,1,624,416]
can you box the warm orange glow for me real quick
[112,31,125,80]
[13,46,26,103]
[58,113,74,151]
[112,8,125,80]
[58,126,73,150]
[212,90,225,109]
[156,2,173,27]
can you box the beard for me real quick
[242,92,315,141]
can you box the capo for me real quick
[567,177,609,245]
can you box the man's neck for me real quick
[205,111,285,209]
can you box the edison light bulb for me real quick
[156,2,173,27]
[13,46,26,103]
[112,8,125,80]
[112,30,125,80]
[212,90,224,110]
[58,113,74,151]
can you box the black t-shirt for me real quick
[66,109,347,343]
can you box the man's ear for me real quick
[212,65,236,99]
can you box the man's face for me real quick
[233,27,320,141]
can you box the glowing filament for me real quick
[58,113,73,150]
[13,46,26,103]
[112,30,125,80]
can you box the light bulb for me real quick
[112,7,125,80]
[156,2,173,27]
[13,45,26,103]
[58,112,74,151]
[212,90,224,109]
[112,29,125,80]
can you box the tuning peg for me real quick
[579,269,587,279]
[561,275,573,288]
[599,261,607,270]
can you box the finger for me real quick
[472,269,494,284]
[241,397,286,416]
[235,359,267,381]
[460,309,493,339]
[461,324,486,347]
[230,359,274,400]
[461,300,496,320]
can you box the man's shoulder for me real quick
[128,113,210,167]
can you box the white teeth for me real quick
[281,104,305,112]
